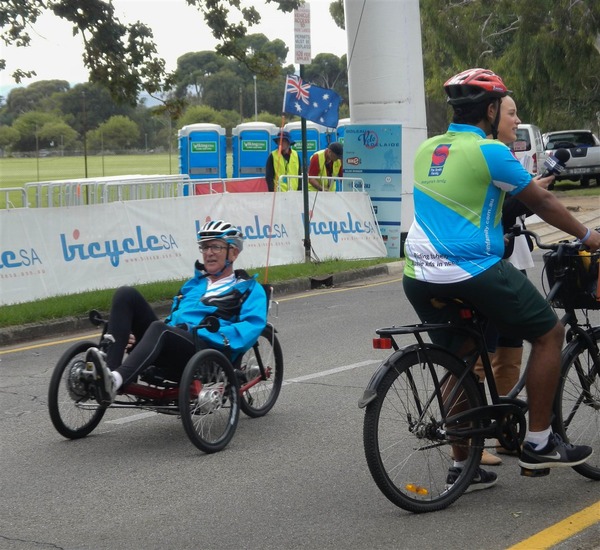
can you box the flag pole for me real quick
[299,65,311,263]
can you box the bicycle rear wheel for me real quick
[363,348,484,513]
[553,328,600,480]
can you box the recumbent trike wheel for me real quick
[48,341,107,439]
[178,349,240,453]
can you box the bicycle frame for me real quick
[361,306,529,449]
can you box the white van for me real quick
[510,124,548,175]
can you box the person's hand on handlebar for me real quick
[580,227,600,252]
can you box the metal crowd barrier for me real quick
[21,175,192,208]
[1,187,28,209]
[277,175,365,192]
[4,174,363,210]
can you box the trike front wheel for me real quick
[179,349,240,453]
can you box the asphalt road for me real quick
[1,253,599,550]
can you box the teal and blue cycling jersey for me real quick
[404,123,532,283]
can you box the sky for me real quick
[0,0,348,95]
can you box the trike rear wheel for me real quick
[238,325,283,418]
[363,348,484,513]
[179,349,240,453]
[48,341,107,439]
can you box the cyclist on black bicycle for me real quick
[402,68,600,492]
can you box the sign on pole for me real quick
[294,3,311,65]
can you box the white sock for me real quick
[453,460,467,469]
[112,371,123,390]
[525,427,551,450]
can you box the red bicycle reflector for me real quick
[459,308,473,320]
[373,338,392,349]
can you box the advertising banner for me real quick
[343,124,403,257]
[0,192,385,305]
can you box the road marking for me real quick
[0,333,97,355]
[283,360,379,385]
[104,360,380,425]
[276,277,403,303]
[507,501,600,549]
[0,277,402,356]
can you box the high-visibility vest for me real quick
[308,150,342,191]
[272,149,300,191]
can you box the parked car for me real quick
[542,129,600,187]
[510,124,547,174]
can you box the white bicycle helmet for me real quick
[197,220,244,251]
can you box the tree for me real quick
[419,0,600,130]
[179,105,234,129]
[87,115,140,151]
[37,121,79,151]
[2,80,70,124]
[59,83,135,135]
[1,0,307,104]
[301,53,348,103]
[11,111,63,151]
[173,51,229,102]
[0,125,20,152]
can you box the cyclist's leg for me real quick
[458,262,593,468]
[104,286,159,370]
[493,332,523,396]
[525,321,564,431]
[118,321,196,386]
[403,276,481,465]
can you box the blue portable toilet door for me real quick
[188,130,221,179]
[238,128,272,176]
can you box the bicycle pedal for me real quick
[520,467,550,478]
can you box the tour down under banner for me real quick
[0,192,385,306]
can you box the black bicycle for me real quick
[360,228,600,513]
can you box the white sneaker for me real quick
[85,347,116,406]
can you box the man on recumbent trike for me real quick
[83,219,267,405]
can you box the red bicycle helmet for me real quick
[444,68,510,105]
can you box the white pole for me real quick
[344,0,427,236]
[253,75,258,121]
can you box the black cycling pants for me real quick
[105,286,202,386]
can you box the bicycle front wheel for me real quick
[553,328,600,480]
[363,348,484,513]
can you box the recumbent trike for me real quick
[47,288,283,453]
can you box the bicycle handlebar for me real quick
[505,224,596,252]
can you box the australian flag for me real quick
[283,75,341,128]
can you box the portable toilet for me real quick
[336,118,351,144]
[232,122,277,177]
[178,123,227,182]
[319,123,337,149]
[283,120,322,163]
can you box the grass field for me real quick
[0,153,239,208]
[0,154,177,186]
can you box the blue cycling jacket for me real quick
[166,262,267,358]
